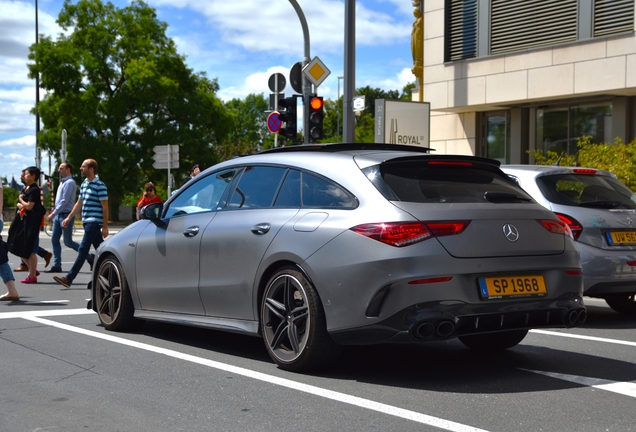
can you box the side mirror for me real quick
[141,202,165,227]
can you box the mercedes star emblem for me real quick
[503,223,520,242]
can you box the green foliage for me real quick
[532,136,636,191]
[2,187,19,207]
[222,94,275,158]
[29,0,232,218]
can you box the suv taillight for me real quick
[554,213,583,240]
[351,221,470,247]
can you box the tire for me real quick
[261,267,341,372]
[459,329,528,351]
[95,256,143,331]
[603,294,636,315]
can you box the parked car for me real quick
[90,144,585,371]
[502,165,636,314]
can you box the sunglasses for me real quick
[146,189,154,192]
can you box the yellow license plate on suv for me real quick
[479,275,547,299]
[608,231,636,245]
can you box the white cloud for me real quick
[0,135,35,149]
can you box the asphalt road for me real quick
[1,233,635,431]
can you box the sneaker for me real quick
[53,276,71,288]
[45,267,64,273]
[44,251,53,267]
[20,276,37,284]
[14,264,28,272]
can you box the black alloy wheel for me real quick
[261,267,340,372]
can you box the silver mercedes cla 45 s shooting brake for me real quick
[90,144,586,371]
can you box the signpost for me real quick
[153,145,179,195]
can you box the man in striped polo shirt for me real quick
[54,159,108,288]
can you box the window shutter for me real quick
[445,0,478,62]
[594,0,634,37]
[490,0,578,54]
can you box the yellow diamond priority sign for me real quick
[302,56,331,88]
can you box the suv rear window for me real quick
[364,162,531,203]
[536,174,636,209]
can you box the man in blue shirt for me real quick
[54,159,109,288]
[46,162,80,273]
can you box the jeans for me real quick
[51,213,80,268]
[66,222,104,283]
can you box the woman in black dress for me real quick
[9,166,45,284]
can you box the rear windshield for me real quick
[363,163,532,204]
[536,173,636,209]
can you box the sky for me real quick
[0,0,416,183]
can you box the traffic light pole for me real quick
[288,0,311,144]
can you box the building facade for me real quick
[419,0,636,163]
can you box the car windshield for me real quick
[363,162,532,204]
[536,173,636,209]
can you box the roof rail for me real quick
[259,143,435,154]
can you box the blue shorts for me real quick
[0,262,14,284]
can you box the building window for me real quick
[444,0,478,62]
[485,111,511,164]
[594,0,635,37]
[491,0,577,54]
[444,0,635,62]
[537,103,613,156]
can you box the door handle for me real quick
[183,226,200,237]
[251,223,271,235]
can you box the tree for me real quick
[222,94,275,159]
[28,0,232,218]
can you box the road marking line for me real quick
[19,312,487,432]
[520,369,636,398]
[0,308,93,320]
[530,329,636,347]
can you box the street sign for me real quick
[268,73,286,93]
[353,96,366,111]
[153,145,179,169]
[302,56,330,88]
[153,145,179,156]
[267,111,282,133]
[290,62,303,94]
[153,160,179,169]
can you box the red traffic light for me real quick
[310,97,324,110]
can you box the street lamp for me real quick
[35,0,41,172]
[337,76,344,143]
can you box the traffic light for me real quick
[278,95,298,142]
[308,95,324,142]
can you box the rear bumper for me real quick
[329,292,586,345]
[578,242,636,295]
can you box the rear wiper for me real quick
[578,200,630,209]
[484,191,533,203]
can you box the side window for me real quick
[228,166,287,209]
[274,169,301,208]
[164,169,237,218]
[301,172,357,209]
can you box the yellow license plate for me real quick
[479,275,547,299]
[608,231,636,245]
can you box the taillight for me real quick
[538,219,574,240]
[350,221,470,247]
[573,168,597,175]
[554,213,583,241]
